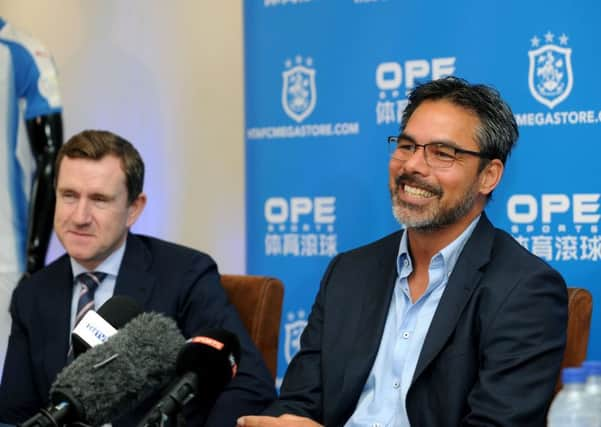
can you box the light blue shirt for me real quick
[345,216,480,427]
[69,241,127,331]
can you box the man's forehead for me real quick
[58,156,127,189]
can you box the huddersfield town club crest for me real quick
[528,32,573,109]
[284,311,307,363]
[282,56,317,123]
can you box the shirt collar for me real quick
[396,214,481,280]
[70,239,127,282]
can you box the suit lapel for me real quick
[114,233,156,307]
[42,256,74,385]
[412,214,495,382]
[335,232,401,421]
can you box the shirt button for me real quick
[372,424,382,427]
[402,331,410,339]
[404,259,409,267]
[393,380,400,389]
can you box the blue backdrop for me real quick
[244,0,600,385]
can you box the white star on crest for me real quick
[285,59,292,68]
[295,55,303,64]
[559,33,569,45]
[530,35,540,47]
[306,57,313,66]
[544,31,554,43]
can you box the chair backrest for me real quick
[555,287,593,393]
[220,274,284,379]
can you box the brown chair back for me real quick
[221,274,284,379]
[555,287,593,393]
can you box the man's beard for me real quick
[390,174,479,232]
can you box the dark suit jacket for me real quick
[0,233,276,426]
[265,214,568,426]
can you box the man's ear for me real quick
[479,159,504,196]
[126,192,147,227]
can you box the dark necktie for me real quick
[74,271,107,326]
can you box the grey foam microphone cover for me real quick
[50,312,186,426]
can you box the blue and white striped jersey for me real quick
[0,18,62,274]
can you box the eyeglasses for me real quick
[387,136,492,169]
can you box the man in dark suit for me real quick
[238,77,568,427]
[0,130,276,426]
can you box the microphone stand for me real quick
[137,374,199,427]
[19,403,69,427]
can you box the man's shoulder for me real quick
[14,253,70,297]
[473,224,567,296]
[464,214,561,276]
[490,226,558,272]
[129,233,216,266]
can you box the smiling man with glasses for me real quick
[238,77,568,427]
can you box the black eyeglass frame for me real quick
[387,135,493,168]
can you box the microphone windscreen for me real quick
[52,312,185,426]
[97,295,143,329]
[176,328,240,400]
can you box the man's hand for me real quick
[237,414,323,427]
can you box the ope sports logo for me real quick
[506,194,600,262]
[265,197,335,225]
[507,194,600,224]
[263,197,337,257]
[375,56,456,125]
[528,31,573,109]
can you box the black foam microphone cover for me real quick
[97,295,144,328]
[136,329,241,427]
[51,312,185,426]
[176,328,241,400]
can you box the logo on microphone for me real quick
[284,309,307,363]
[528,31,573,109]
[190,336,224,350]
[83,322,109,343]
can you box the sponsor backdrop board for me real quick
[244,0,601,385]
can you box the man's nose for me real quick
[72,199,92,223]
[402,145,430,174]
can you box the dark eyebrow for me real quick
[398,132,464,150]
[57,187,77,194]
[397,133,416,144]
[90,192,115,201]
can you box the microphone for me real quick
[71,295,143,357]
[19,312,185,427]
[137,328,241,427]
